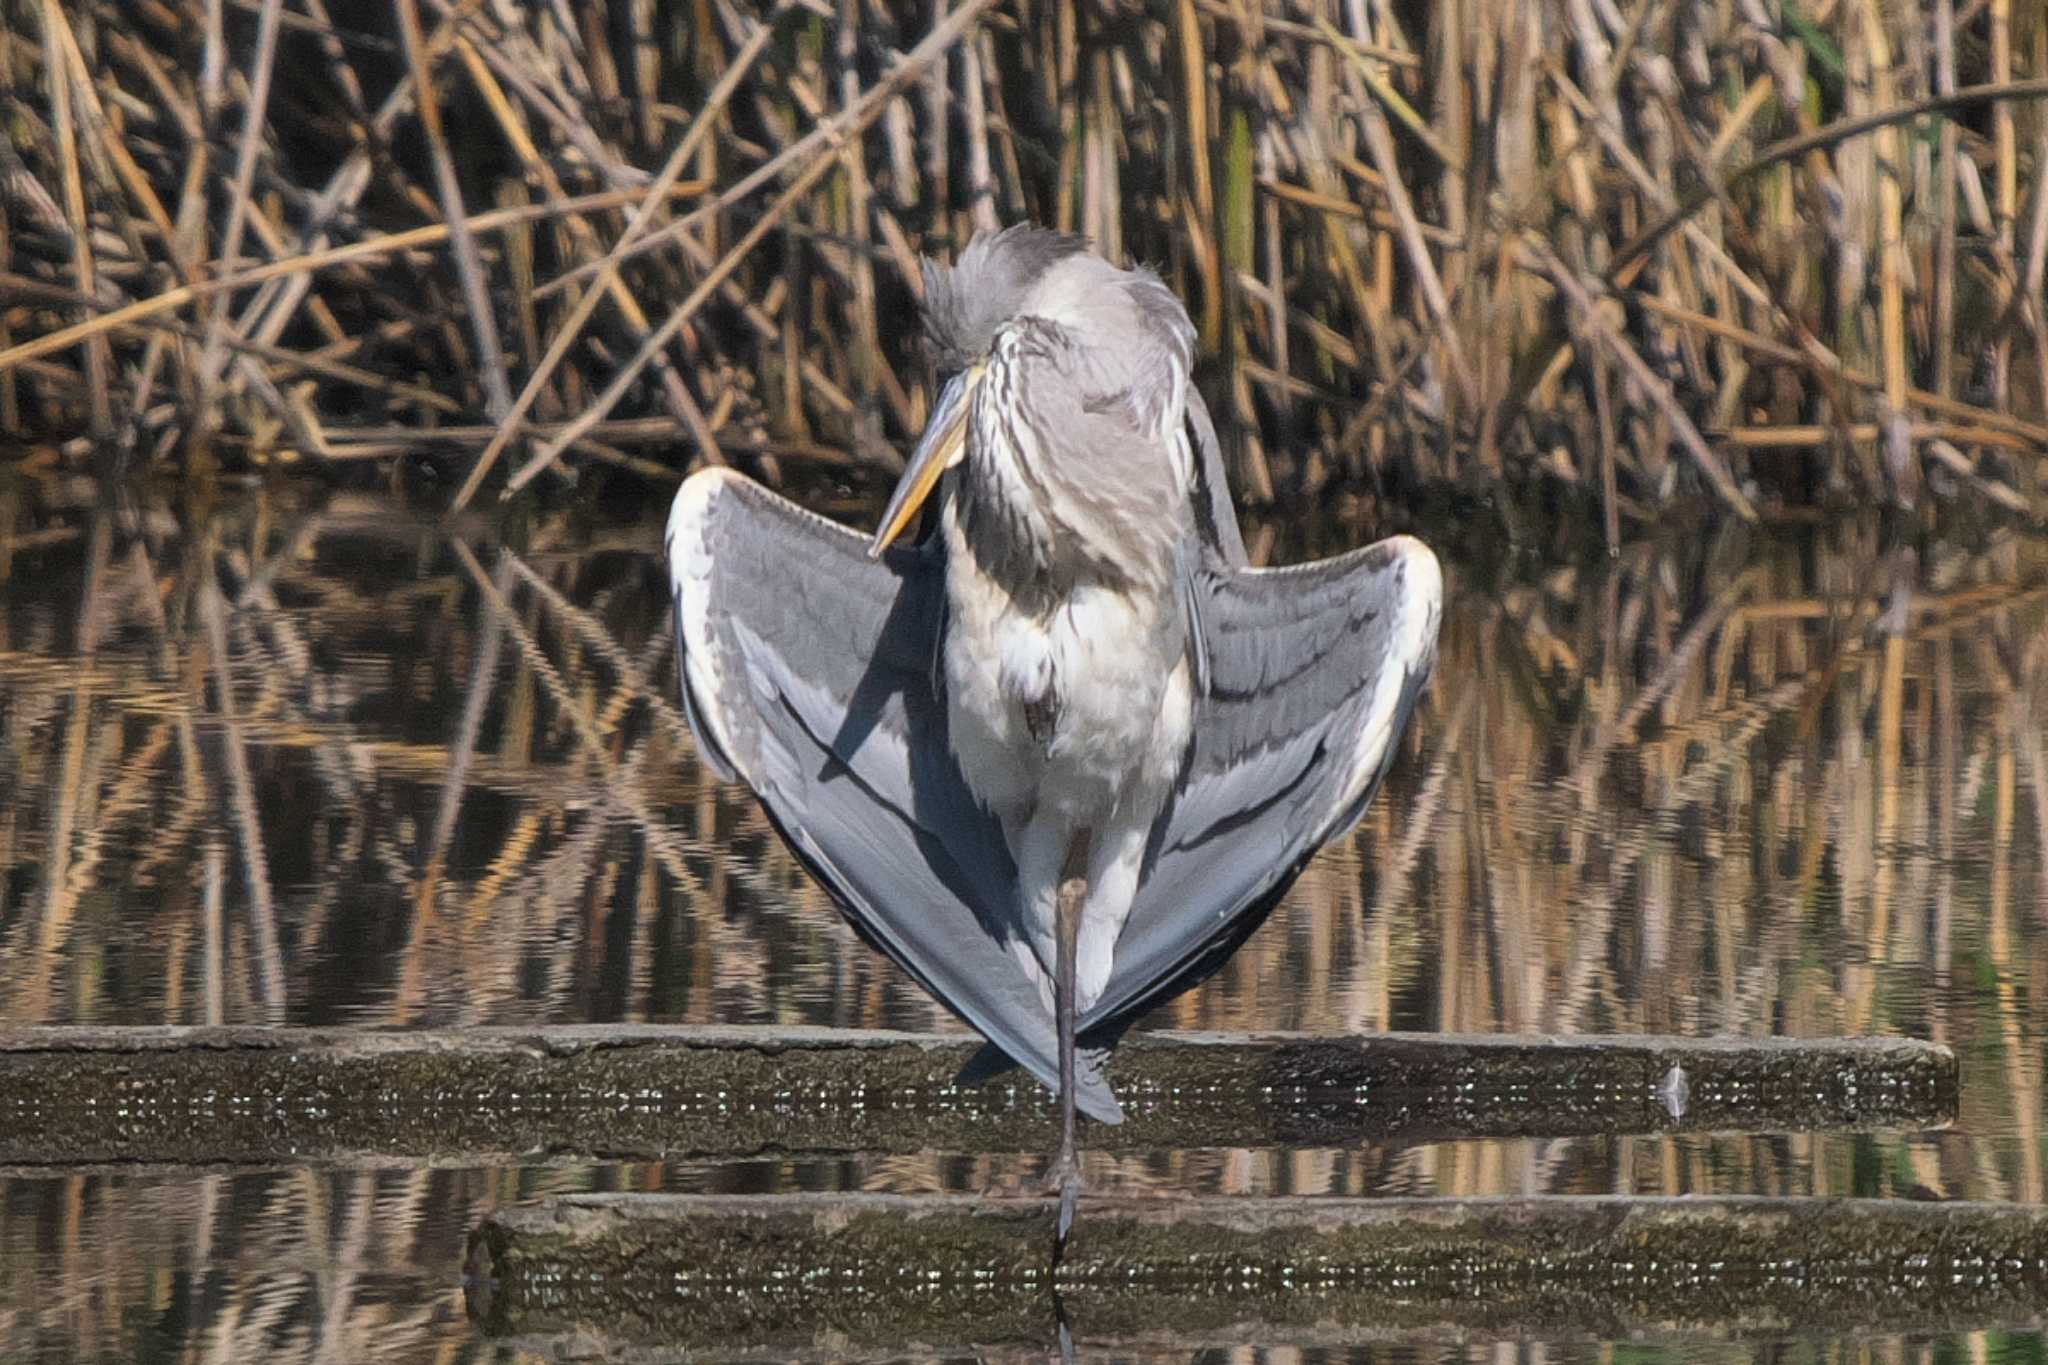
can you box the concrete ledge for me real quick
[467,1192,2048,1347]
[0,1025,1955,1165]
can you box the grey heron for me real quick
[666,226,1440,1235]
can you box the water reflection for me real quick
[0,468,2044,1360]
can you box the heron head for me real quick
[922,226,1091,372]
[868,228,1088,558]
[868,227,1195,563]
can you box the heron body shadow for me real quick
[820,537,1024,959]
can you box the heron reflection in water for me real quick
[667,226,1440,1237]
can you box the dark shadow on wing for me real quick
[1079,534,1443,1038]
[961,400,1434,1081]
[666,470,1121,1122]
[1186,387,1247,568]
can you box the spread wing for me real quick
[1184,386,1247,568]
[1080,534,1443,1034]
[665,468,1123,1123]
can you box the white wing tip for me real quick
[666,466,750,783]
[1378,534,1444,678]
[1382,534,1444,613]
[1333,533,1442,819]
[666,467,743,560]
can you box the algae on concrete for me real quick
[0,1026,1956,1165]
[468,1193,2048,1348]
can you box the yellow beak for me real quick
[867,366,981,559]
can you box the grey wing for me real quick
[1079,534,1443,1032]
[666,468,1122,1122]
[1184,385,1247,568]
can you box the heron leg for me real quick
[1053,869,1079,1237]
[1051,832,1089,1255]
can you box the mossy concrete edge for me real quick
[0,1026,1957,1164]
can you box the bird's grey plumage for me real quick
[922,229,1091,372]
[666,225,1441,1123]
[667,470,1125,1120]
[944,233,1196,601]
[1083,537,1439,1031]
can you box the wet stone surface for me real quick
[468,1193,2048,1347]
[0,1026,1957,1164]
[2,479,2044,1362]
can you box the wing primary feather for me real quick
[668,471,1438,1123]
[666,469,1124,1125]
[1178,550,1211,698]
[1185,388,1247,568]
[670,598,739,783]
[1083,536,1442,1035]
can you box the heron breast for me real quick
[1029,587,1188,785]
[942,569,1190,825]
[1045,588,1161,693]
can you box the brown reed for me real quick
[0,2,2044,523]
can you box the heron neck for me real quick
[946,454,1180,617]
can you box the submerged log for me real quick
[0,1025,1954,1165]
[468,1192,2048,1346]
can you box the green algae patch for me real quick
[1121,1031,1956,1144]
[466,1193,1061,1349]
[0,1026,1955,1165]
[468,1193,2048,1349]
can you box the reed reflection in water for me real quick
[0,471,2043,1361]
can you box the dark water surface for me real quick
[1,468,2044,1362]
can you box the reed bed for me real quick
[0,471,2041,1180]
[0,0,2043,528]
[1,468,2045,1359]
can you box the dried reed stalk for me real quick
[0,0,2042,524]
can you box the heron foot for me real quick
[1047,1146,1083,1259]
[1055,1167,1080,1254]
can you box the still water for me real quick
[0,467,2043,1361]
